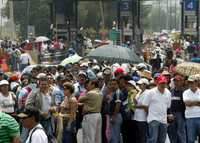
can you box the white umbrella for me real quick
[60,54,82,66]
[35,36,50,43]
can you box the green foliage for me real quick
[2,0,50,39]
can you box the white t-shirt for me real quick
[0,93,15,113]
[25,124,48,143]
[183,88,200,119]
[41,93,52,112]
[20,53,30,65]
[133,89,149,122]
[143,87,171,124]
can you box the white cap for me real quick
[0,80,9,86]
[92,65,100,71]
[137,78,149,85]
[137,63,147,69]
[37,73,46,79]
[188,75,197,82]
[127,80,136,87]
[80,62,88,67]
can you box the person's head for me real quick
[137,78,149,91]
[103,67,112,82]
[21,74,30,86]
[114,68,125,79]
[78,71,87,84]
[50,66,57,75]
[38,75,49,92]
[56,74,66,87]
[188,75,198,91]
[111,78,119,91]
[0,80,9,94]
[63,82,74,97]
[47,74,54,85]
[156,75,168,91]
[85,80,99,91]
[126,80,137,91]
[31,67,38,78]
[162,71,171,83]
[173,75,184,89]
[18,107,40,129]
[119,75,132,90]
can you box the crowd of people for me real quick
[1,35,200,143]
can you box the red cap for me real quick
[114,68,124,74]
[156,75,168,84]
[174,75,184,81]
[10,75,19,81]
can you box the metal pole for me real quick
[26,0,30,39]
[137,0,140,29]
[196,0,199,42]
[175,0,177,29]
[117,0,121,30]
[170,0,172,30]
[132,0,135,42]
[181,0,184,36]
[75,0,78,35]
[166,0,169,30]
[158,0,161,32]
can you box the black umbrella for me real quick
[86,45,143,63]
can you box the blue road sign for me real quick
[120,1,131,12]
[185,0,197,11]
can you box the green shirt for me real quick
[0,112,20,143]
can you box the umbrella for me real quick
[86,45,143,64]
[22,65,37,75]
[60,54,82,66]
[35,36,50,43]
[176,62,200,76]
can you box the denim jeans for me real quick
[168,112,186,143]
[147,120,167,143]
[186,117,200,143]
[62,121,76,143]
[110,113,122,143]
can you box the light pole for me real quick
[196,0,199,42]
[181,0,184,36]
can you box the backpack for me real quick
[29,126,48,143]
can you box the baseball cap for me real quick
[80,62,88,67]
[156,75,168,84]
[114,68,125,75]
[137,63,147,70]
[36,73,46,79]
[137,78,149,85]
[17,107,39,119]
[103,67,111,75]
[127,80,136,87]
[0,80,9,86]
[153,73,161,79]
[162,70,171,76]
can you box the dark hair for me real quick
[25,107,40,122]
[90,80,99,88]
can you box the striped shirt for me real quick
[0,112,20,143]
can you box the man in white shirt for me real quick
[20,52,31,71]
[18,107,48,143]
[143,75,171,143]
[183,75,200,143]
